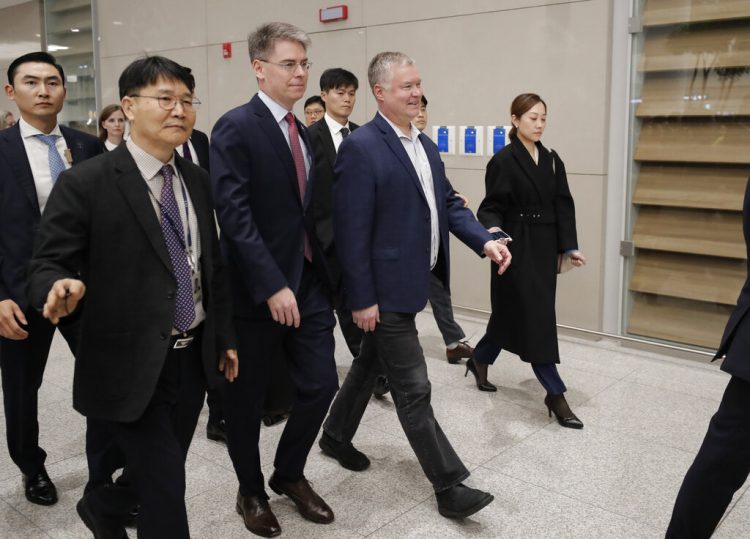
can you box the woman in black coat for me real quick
[469,93,586,429]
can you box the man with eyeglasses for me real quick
[211,21,338,537]
[27,55,237,538]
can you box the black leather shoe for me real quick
[446,341,474,364]
[23,470,57,506]
[318,432,370,471]
[236,491,281,537]
[268,473,334,524]
[372,375,390,399]
[544,394,584,429]
[206,419,227,443]
[436,483,494,519]
[76,492,129,539]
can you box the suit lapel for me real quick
[60,126,88,164]
[251,95,300,194]
[510,138,544,201]
[298,120,315,208]
[317,123,337,171]
[373,114,427,205]
[112,146,172,272]
[0,124,40,214]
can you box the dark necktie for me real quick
[285,112,312,261]
[35,134,66,183]
[340,127,349,139]
[182,141,193,163]
[160,165,195,332]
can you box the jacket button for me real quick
[167,292,174,299]
[160,333,167,340]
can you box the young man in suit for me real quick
[666,177,750,538]
[331,51,511,519]
[0,51,102,506]
[27,55,238,538]
[210,22,339,537]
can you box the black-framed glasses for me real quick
[130,94,201,111]
[257,59,312,72]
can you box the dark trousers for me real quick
[88,333,207,539]
[0,309,78,476]
[473,333,567,394]
[428,272,466,346]
[223,269,338,498]
[206,387,223,423]
[324,311,469,492]
[666,376,750,538]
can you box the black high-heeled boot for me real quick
[544,393,583,429]
[465,357,497,392]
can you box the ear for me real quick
[373,83,385,103]
[4,83,14,101]
[252,59,264,82]
[511,114,519,128]
[121,95,136,122]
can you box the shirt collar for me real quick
[378,111,419,141]
[324,112,349,134]
[258,90,292,124]
[126,138,177,182]
[19,117,63,139]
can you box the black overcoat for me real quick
[477,137,578,364]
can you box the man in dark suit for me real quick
[0,51,102,506]
[666,177,750,538]
[210,22,339,537]
[27,55,237,539]
[331,51,511,519]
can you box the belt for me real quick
[170,325,201,350]
[504,208,556,225]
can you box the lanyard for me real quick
[146,170,196,271]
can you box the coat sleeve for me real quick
[551,151,578,252]
[209,114,288,305]
[333,137,378,311]
[477,154,510,230]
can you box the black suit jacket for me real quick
[308,118,359,293]
[190,128,210,173]
[210,94,329,317]
[715,176,750,382]
[0,123,102,310]
[26,144,235,422]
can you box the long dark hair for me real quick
[508,93,547,141]
[98,104,122,144]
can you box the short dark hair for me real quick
[118,56,195,99]
[304,95,325,110]
[7,51,65,86]
[319,68,358,92]
[421,95,428,107]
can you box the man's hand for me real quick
[353,304,380,332]
[455,192,469,208]
[267,287,300,328]
[483,240,512,275]
[219,349,239,382]
[0,299,28,340]
[43,279,86,325]
[569,250,587,267]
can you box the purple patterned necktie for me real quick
[160,165,195,332]
[182,141,193,163]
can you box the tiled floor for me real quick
[1,310,748,538]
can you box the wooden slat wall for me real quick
[629,1,750,349]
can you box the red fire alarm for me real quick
[320,4,348,22]
[222,42,232,59]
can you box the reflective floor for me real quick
[0,310,747,538]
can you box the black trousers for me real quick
[0,309,78,476]
[427,272,465,346]
[223,268,338,498]
[666,376,750,538]
[87,332,207,539]
[323,311,469,492]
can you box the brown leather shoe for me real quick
[235,491,281,537]
[446,341,473,364]
[268,473,334,524]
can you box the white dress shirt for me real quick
[18,118,71,213]
[378,112,440,269]
[257,90,311,176]
[323,112,350,153]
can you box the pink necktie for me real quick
[285,112,312,262]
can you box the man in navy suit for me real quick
[0,51,102,506]
[210,22,338,537]
[330,51,511,519]
[667,177,750,538]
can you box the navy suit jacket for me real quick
[715,176,750,382]
[333,113,492,313]
[0,123,102,310]
[210,94,328,317]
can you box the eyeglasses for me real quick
[258,59,312,72]
[129,94,201,111]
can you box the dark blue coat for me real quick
[0,123,102,310]
[333,113,492,314]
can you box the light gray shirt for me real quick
[126,138,205,332]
